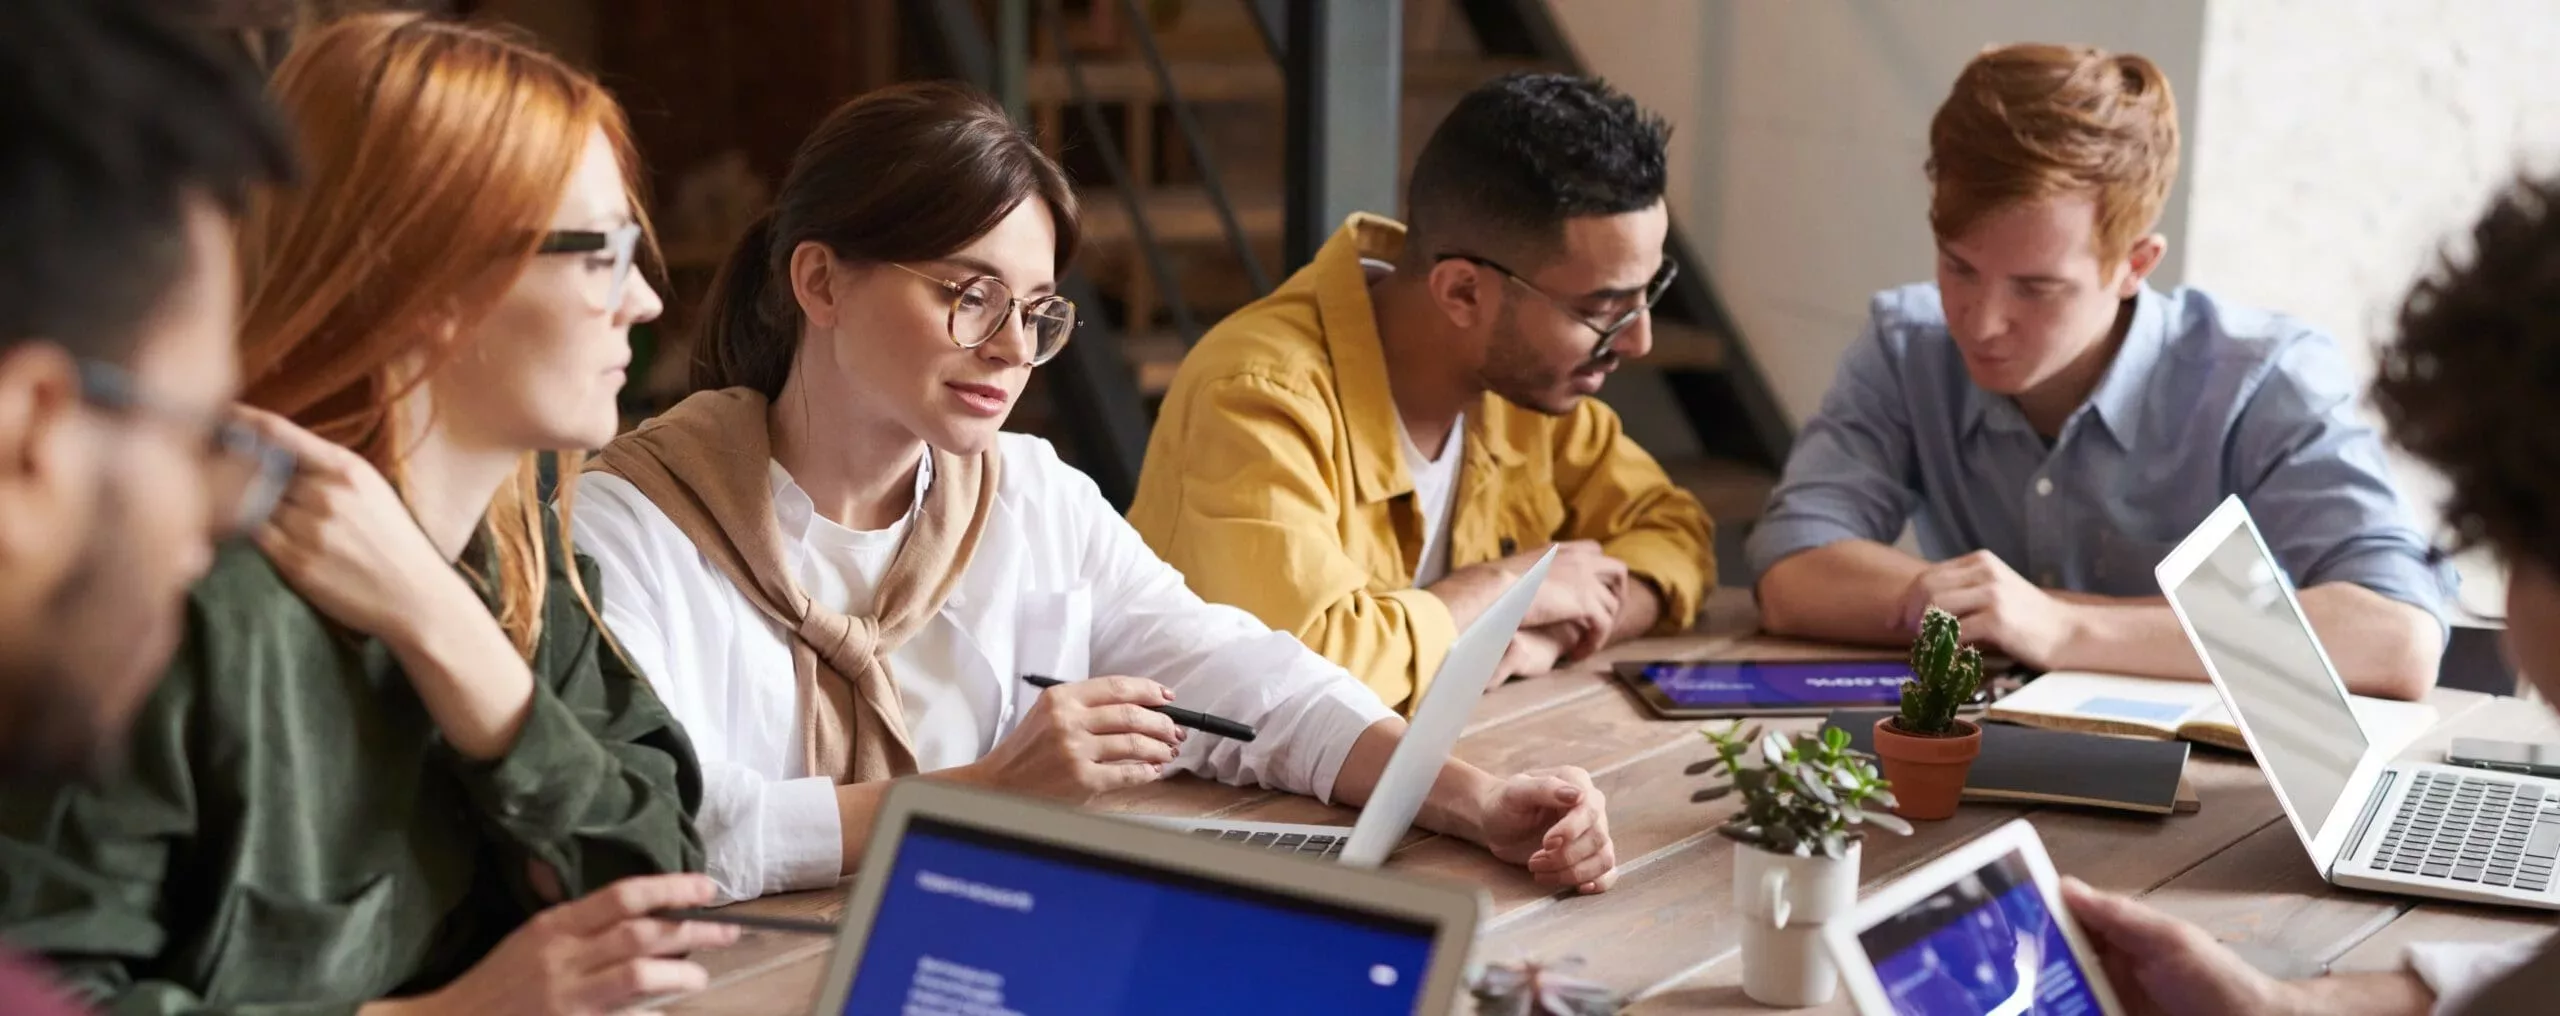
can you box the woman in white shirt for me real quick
[574,82,1619,903]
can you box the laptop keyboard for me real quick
[2371,771,2560,892]
[1193,828,1348,858]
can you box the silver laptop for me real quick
[1148,547,1556,866]
[2158,495,2560,909]
[810,781,1484,1015]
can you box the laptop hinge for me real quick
[2340,768,2399,874]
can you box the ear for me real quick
[1425,258,1495,330]
[2117,233,2168,299]
[0,343,91,579]
[788,241,843,330]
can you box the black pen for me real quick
[654,907,837,936]
[1021,674,1258,742]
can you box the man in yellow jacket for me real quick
[1130,73,1714,713]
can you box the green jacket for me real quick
[0,534,705,1015]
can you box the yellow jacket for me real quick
[1129,214,1715,712]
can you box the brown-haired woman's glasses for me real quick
[892,263,1077,365]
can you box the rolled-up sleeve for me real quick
[1077,457,1394,803]
[1745,315,1924,583]
[2231,336,2454,627]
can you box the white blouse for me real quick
[574,433,1396,902]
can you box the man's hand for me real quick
[1428,542,1626,654]
[1896,550,2080,667]
[1472,767,1617,894]
[2063,877,2295,1016]
[1493,625,1572,683]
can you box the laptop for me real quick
[809,781,1484,1015]
[2157,495,2560,909]
[1146,547,1557,866]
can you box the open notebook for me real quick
[1987,671,2438,756]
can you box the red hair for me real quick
[239,14,651,656]
[1927,43,2179,267]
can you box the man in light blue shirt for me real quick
[1747,43,2447,699]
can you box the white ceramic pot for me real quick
[1734,840,1861,1007]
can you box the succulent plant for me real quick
[1468,957,1620,1015]
[1896,606,1984,736]
[1692,722,1910,859]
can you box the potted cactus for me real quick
[1873,606,1986,820]
[1695,722,1910,1006]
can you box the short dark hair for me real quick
[1403,72,1669,266]
[698,81,1079,399]
[2372,174,2560,577]
[0,0,294,365]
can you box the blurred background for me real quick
[188,0,2560,610]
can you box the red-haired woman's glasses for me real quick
[537,223,643,311]
[892,263,1078,366]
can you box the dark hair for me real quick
[0,0,295,365]
[697,82,1080,398]
[2373,174,2560,578]
[1403,72,1669,266]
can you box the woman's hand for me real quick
[238,407,479,645]
[956,676,1187,803]
[372,874,741,1016]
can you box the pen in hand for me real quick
[1020,675,1258,743]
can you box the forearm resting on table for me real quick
[2277,971,2435,1016]
[1754,540,1928,646]
[2055,584,2438,699]
[1329,717,1499,845]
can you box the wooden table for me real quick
[667,590,2555,1013]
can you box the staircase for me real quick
[917,0,1790,580]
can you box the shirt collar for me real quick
[766,451,934,543]
[1317,212,1415,506]
[1957,284,2167,444]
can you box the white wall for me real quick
[2183,0,2560,616]
[1550,0,2207,423]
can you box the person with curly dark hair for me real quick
[2055,175,2560,1016]
[1131,73,1715,708]
[1748,43,2451,699]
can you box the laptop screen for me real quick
[840,817,1442,1015]
[2164,516,2369,835]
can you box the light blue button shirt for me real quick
[1745,283,2452,622]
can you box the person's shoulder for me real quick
[1167,288,1334,397]
[1864,282,1951,344]
[2156,285,2356,400]
[992,432,1099,503]
[188,538,304,622]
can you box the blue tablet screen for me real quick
[1856,848,2106,1015]
[1639,660,1914,709]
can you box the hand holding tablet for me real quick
[1822,820,2127,1016]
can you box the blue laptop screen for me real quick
[1855,848,2104,1016]
[842,817,1441,1015]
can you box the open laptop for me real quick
[2158,495,2560,909]
[1144,547,1556,866]
[810,781,1484,1015]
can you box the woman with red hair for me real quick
[0,15,728,1014]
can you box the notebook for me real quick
[1823,710,2197,815]
[1985,670,2437,755]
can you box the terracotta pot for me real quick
[1872,717,1982,820]
[1734,841,1860,1007]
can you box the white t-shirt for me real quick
[1401,415,1465,587]
[788,460,999,773]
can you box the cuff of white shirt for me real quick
[1303,680,1398,806]
[758,776,847,896]
[2408,936,2548,1015]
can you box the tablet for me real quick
[1613,659,1951,718]
[1822,819,2126,1016]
